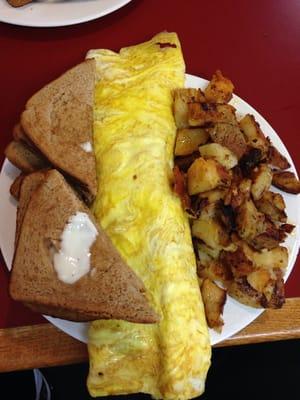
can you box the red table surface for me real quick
[0,0,299,329]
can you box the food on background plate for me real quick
[10,169,158,323]
[86,32,211,399]
[7,0,32,7]
[172,70,299,331]
[5,59,97,205]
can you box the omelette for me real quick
[86,32,211,399]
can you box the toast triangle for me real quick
[20,59,97,204]
[10,169,158,324]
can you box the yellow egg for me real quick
[86,32,211,400]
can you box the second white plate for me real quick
[0,0,132,28]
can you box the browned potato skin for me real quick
[220,247,254,279]
[239,114,269,155]
[250,231,286,251]
[204,70,234,103]
[174,128,209,156]
[197,260,233,283]
[208,123,247,159]
[188,102,219,127]
[236,199,266,241]
[228,270,285,309]
[268,145,290,170]
[224,177,252,209]
[246,269,271,293]
[250,164,273,200]
[272,171,300,194]
[201,278,226,331]
[255,191,287,223]
[188,103,237,127]
[192,203,231,249]
[227,278,266,308]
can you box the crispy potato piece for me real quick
[208,122,247,159]
[280,223,295,234]
[198,242,220,261]
[192,204,230,249]
[251,164,273,200]
[246,269,271,293]
[201,278,226,332]
[197,259,233,283]
[187,157,230,195]
[220,247,254,279]
[250,231,285,251]
[227,277,266,308]
[173,88,205,128]
[228,270,285,309]
[204,70,234,103]
[216,104,238,125]
[239,114,269,155]
[224,178,252,209]
[236,199,265,240]
[239,148,263,177]
[199,188,227,203]
[255,191,287,223]
[175,128,209,156]
[264,269,285,308]
[199,143,238,170]
[268,145,290,170]
[188,103,237,127]
[251,246,288,272]
[188,102,219,127]
[272,171,300,194]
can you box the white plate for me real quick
[1,73,299,345]
[0,0,132,28]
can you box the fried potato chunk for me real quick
[208,123,247,159]
[204,70,234,103]
[251,164,273,200]
[201,278,226,331]
[173,88,206,128]
[255,191,287,223]
[239,114,269,155]
[272,171,300,194]
[199,143,238,170]
[188,103,237,127]
[236,199,265,240]
[175,128,209,156]
[268,145,290,170]
[192,203,230,249]
[187,157,230,194]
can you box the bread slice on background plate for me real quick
[9,169,158,324]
